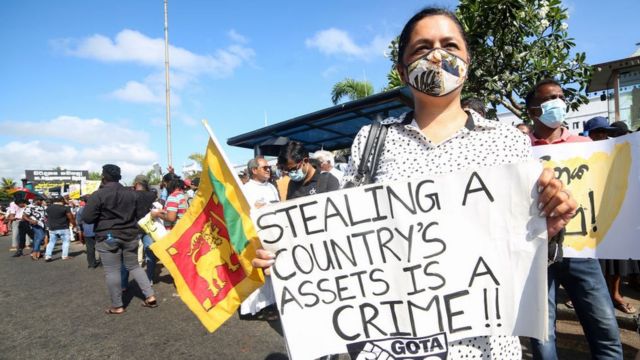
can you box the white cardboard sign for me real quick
[253,162,548,360]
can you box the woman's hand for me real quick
[252,248,275,276]
[537,168,577,238]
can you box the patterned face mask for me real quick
[405,48,468,97]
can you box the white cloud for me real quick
[228,29,248,44]
[0,116,159,182]
[54,29,255,78]
[52,29,256,105]
[305,28,390,61]
[176,113,198,127]
[110,81,163,103]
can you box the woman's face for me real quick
[399,15,469,84]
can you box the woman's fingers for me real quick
[537,178,562,215]
[538,168,578,238]
[252,248,275,270]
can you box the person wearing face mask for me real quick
[254,7,579,360]
[278,141,340,200]
[526,79,591,146]
[526,79,622,359]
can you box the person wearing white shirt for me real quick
[240,157,279,318]
[311,150,344,187]
[242,157,279,209]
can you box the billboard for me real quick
[24,169,89,197]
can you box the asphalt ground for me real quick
[0,235,288,360]
[0,234,638,359]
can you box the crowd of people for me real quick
[4,165,198,314]
[3,5,640,359]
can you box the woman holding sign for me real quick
[254,7,577,359]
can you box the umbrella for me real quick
[8,188,45,200]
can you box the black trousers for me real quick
[17,221,34,250]
[84,236,98,267]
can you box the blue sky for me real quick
[1,0,638,182]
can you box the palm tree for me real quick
[188,152,205,167]
[383,69,403,91]
[1,177,16,191]
[331,78,374,105]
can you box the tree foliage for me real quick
[88,171,102,181]
[1,177,16,191]
[188,153,205,167]
[382,0,591,121]
[457,0,591,120]
[331,78,374,104]
[145,169,162,185]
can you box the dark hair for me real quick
[52,196,65,203]
[166,178,184,194]
[461,97,486,118]
[102,164,122,182]
[162,172,178,183]
[525,78,562,109]
[278,141,308,165]
[397,7,469,66]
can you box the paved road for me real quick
[1,235,638,359]
[0,236,288,360]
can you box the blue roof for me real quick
[227,87,414,155]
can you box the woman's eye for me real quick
[444,43,459,49]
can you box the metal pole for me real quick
[164,0,173,166]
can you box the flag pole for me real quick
[163,0,173,166]
[201,119,246,192]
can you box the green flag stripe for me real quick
[208,169,250,253]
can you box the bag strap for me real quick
[364,125,388,184]
[355,120,382,182]
[352,111,414,186]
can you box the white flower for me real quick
[560,22,569,30]
[538,6,549,17]
[540,19,550,28]
[540,0,548,6]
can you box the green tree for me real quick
[145,170,162,185]
[382,1,591,121]
[383,37,403,91]
[88,171,102,181]
[188,153,205,167]
[1,177,16,191]
[456,0,591,120]
[331,78,374,104]
[186,152,204,179]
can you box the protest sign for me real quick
[253,162,548,360]
[81,180,101,196]
[68,183,81,199]
[532,132,640,259]
[138,212,168,242]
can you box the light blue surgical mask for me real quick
[537,98,567,129]
[288,168,306,182]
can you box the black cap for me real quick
[102,164,122,182]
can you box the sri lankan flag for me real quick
[150,123,264,332]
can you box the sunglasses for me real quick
[284,161,303,173]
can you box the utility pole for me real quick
[164,0,173,166]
